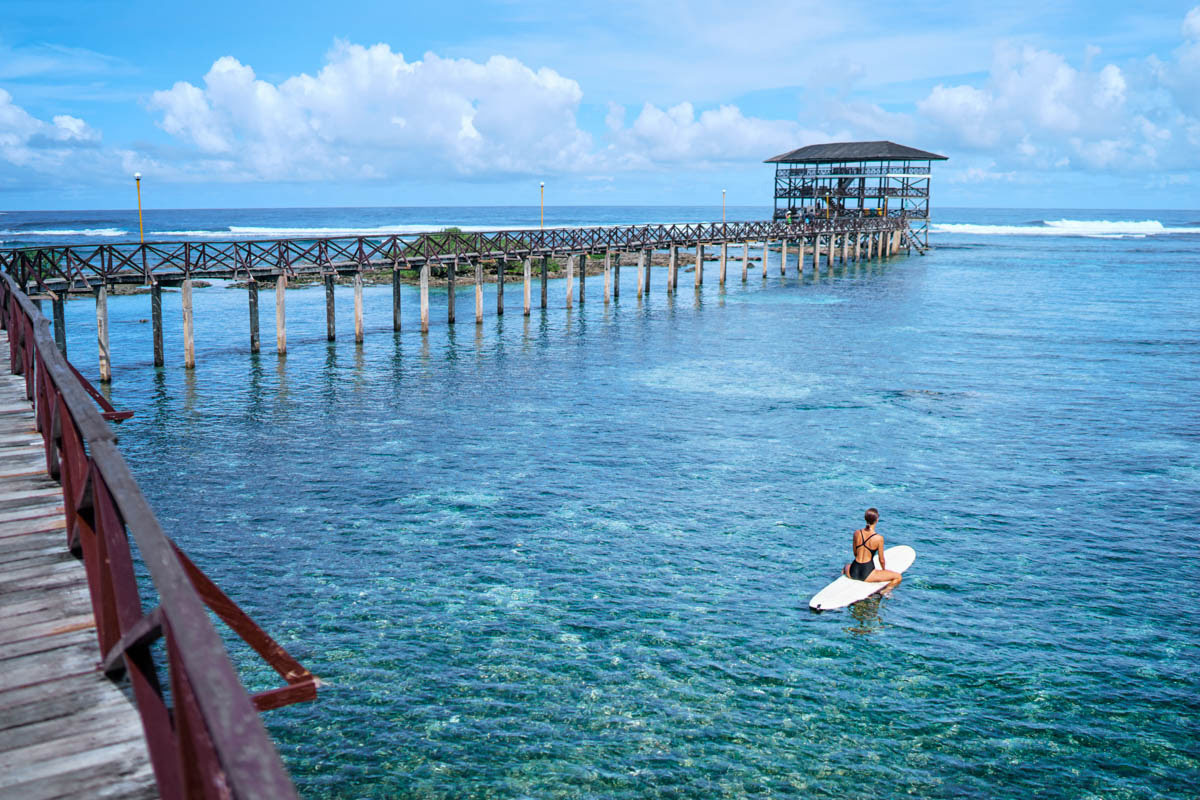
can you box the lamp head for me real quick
[540,181,544,188]
[134,172,142,181]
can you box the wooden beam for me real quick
[324,274,336,341]
[419,262,430,333]
[182,278,195,369]
[275,274,287,355]
[150,282,162,367]
[392,264,402,332]
[248,281,260,354]
[354,272,364,343]
[523,257,531,316]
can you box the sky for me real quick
[2,0,1199,210]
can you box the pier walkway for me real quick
[0,329,157,799]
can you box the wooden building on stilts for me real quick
[765,141,947,247]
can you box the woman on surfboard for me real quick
[842,508,902,594]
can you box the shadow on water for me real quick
[845,595,887,636]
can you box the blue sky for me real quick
[2,0,1199,210]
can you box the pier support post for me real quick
[876,232,883,262]
[812,235,820,275]
[248,281,260,354]
[182,278,195,369]
[523,258,531,316]
[579,253,586,304]
[393,265,402,332]
[475,260,484,324]
[497,260,505,316]
[827,231,835,268]
[798,239,806,277]
[540,255,549,309]
[719,243,727,286]
[354,272,364,343]
[420,262,430,333]
[695,244,704,288]
[566,254,574,309]
[762,240,769,278]
[95,284,110,383]
[52,292,67,357]
[841,232,849,263]
[668,246,678,292]
[150,282,163,366]
[636,250,645,298]
[613,252,621,298]
[643,249,651,295]
[603,250,612,304]
[325,274,336,341]
[742,242,749,281]
[275,274,287,355]
[448,260,457,324]
[781,239,788,276]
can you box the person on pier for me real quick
[842,508,902,593]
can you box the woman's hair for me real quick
[864,508,879,525]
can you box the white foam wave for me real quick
[933,219,1200,237]
[0,227,127,237]
[224,223,518,237]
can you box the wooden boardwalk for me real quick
[0,332,156,799]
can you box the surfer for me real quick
[841,508,902,594]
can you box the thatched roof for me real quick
[765,141,948,164]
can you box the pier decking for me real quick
[0,331,157,799]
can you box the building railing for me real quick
[0,271,317,799]
[774,163,933,178]
[0,217,910,288]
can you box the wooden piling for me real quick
[248,280,260,353]
[798,239,806,276]
[95,284,110,383]
[827,230,835,268]
[475,260,484,324]
[150,282,163,366]
[643,249,651,295]
[579,253,586,304]
[523,257,531,316]
[762,240,769,278]
[841,232,849,263]
[325,274,336,341]
[742,242,749,281]
[497,260,505,315]
[812,235,820,275]
[854,233,862,262]
[603,250,612,304]
[695,244,704,288]
[182,278,195,369]
[781,239,788,276]
[52,292,67,356]
[420,262,430,333]
[637,250,645,298]
[392,265,402,331]
[719,243,727,286]
[354,272,364,342]
[566,254,574,309]
[668,246,678,292]
[613,252,620,298]
[275,274,287,355]
[448,260,457,324]
[540,255,549,309]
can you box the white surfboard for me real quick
[809,545,916,611]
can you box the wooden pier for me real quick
[0,334,157,797]
[0,215,917,382]
[0,274,320,799]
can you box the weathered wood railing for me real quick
[0,271,317,799]
[0,216,910,287]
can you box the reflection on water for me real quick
[845,595,885,636]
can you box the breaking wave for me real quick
[933,219,1200,238]
[0,227,127,237]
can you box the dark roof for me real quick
[765,140,948,163]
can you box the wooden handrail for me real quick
[0,270,308,800]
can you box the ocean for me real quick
[5,205,1198,798]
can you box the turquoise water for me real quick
[38,208,1200,798]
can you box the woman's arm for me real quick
[877,534,886,569]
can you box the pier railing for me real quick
[0,216,908,287]
[0,271,317,799]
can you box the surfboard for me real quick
[808,545,915,611]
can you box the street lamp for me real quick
[134,173,144,243]
[540,181,545,230]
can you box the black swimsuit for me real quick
[848,530,879,581]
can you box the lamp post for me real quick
[722,188,726,223]
[134,172,144,243]
[540,181,545,230]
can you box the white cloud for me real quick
[148,42,595,181]
[0,88,101,171]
